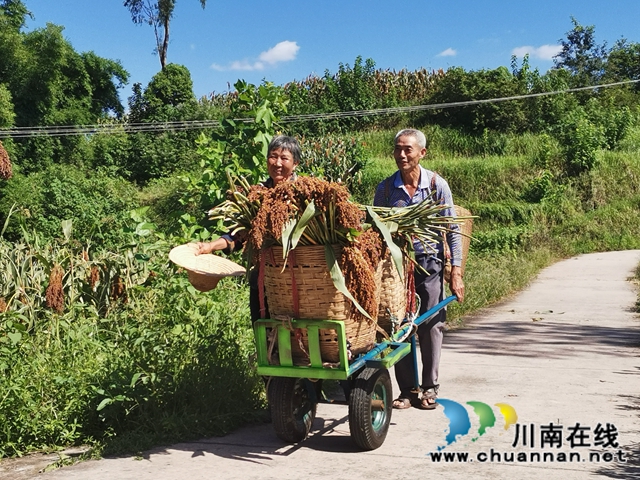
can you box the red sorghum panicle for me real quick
[0,141,11,180]
[110,274,127,303]
[89,266,100,290]
[0,297,7,313]
[340,243,378,323]
[45,264,64,313]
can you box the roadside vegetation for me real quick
[1,2,640,459]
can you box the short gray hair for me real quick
[268,135,301,164]
[394,128,427,149]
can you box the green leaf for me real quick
[61,219,73,242]
[130,207,150,223]
[281,218,297,261]
[367,206,404,278]
[135,222,155,237]
[171,324,184,336]
[96,398,112,411]
[324,244,371,320]
[255,104,267,124]
[290,200,317,250]
[7,332,21,345]
[134,253,150,262]
[130,372,142,388]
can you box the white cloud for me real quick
[210,40,300,71]
[259,41,300,64]
[437,48,457,57]
[536,44,563,60]
[512,44,562,60]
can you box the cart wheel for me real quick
[268,377,317,443]
[348,367,393,450]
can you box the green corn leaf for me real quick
[61,219,73,242]
[290,200,317,250]
[367,206,404,278]
[281,218,297,259]
[324,244,372,320]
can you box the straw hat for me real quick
[169,244,246,292]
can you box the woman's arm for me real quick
[190,236,234,255]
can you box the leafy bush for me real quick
[585,99,633,150]
[522,170,555,203]
[0,164,139,247]
[555,107,604,175]
[470,225,532,254]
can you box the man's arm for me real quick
[435,175,465,302]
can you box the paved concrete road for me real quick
[12,251,640,479]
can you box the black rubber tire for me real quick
[268,377,317,443]
[348,368,393,450]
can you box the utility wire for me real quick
[1,79,638,139]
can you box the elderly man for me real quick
[374,128,464,410]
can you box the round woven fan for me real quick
[169,244,245,292]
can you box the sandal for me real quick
[392,397,412,409]
[419,387,438,410]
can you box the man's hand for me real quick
[449,266,465,303]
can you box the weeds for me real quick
[0,219,264,458]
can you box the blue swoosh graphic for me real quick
[437,398,471,450]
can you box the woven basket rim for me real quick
[169,244,245,278]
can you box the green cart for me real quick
[254,295,457,450]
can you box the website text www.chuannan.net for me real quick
[428,449,628,463]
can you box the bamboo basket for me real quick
[455,205,473,276]
[262,244,380,363]
[377,254,407,335]
[444,205,474,282]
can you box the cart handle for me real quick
[392,295,458,342]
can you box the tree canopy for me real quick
[553,17,609,86]
[0,5,129,170]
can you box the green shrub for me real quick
[556,108,604,175]
[522,170,555,203]
[0,164,139,247]
[471,225,532,254]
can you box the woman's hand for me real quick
[188,238,231,256]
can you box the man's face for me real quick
[267,147,297,185]
[394,135,426,175]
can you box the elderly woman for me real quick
[193,134,301,320]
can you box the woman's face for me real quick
[267,147,297,185]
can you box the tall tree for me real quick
[123,0,207,70]
[553,17,609,87]
[0,0,31,31]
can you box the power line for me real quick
[1,79,638,139]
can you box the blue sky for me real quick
[22,1,640,103]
